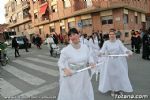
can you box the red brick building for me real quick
[5,0,149,43]
[0,24,8,41]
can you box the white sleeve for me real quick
[86,45,94,64]
[118,40,132,54]
[58,49,68,70]
[46,38,49,44]
[88,39,93,48]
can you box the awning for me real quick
[40,4,48,15]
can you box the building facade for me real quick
[0,24,8,41]
[5,0,149,43]
[5,0,32,39]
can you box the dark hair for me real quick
[68,28,79,36]
[109,28,116,32]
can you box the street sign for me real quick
[77,20,82,28]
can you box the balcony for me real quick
[22,1,30,9]
[34,14,50,26]
[5,13,8,17]
[39,0,47,5]
[34,19,49,26]
[8,17,31,28]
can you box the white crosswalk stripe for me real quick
[37,55,58,61]
[1,54,59,98]
[0,78,22,97]
[13,60,59,77]
[19,82,59,97]
[25,57,57,66]
[3,65,46,86]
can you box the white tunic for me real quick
[58,44,94,100]
[99,40,133,93]
[46,37,54,49]
[88,38,100,62]
[80,38,89,47]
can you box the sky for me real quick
[0,0,9,24]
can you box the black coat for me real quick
[12,38,18,48]
[142,34,150,56]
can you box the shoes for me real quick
[118,91,123,95]
[142,57,150,60]
[15,55,21,58]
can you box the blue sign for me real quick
[78,21,82,28]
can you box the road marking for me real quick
[3,65,45,86]
[37,55,58,61]
[25,57,57,67]
[19,82,58,97]
[0,78,22,97]
[13,60,59,77]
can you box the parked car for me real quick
[10,35,31,49]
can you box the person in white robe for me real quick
[80,34,89,47]
[98,30,133,96]
[88,33,100,62]
[88,33,100,78]
[57,28,95,100]
[46,34,55,56]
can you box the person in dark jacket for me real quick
[131,32,136,52]
[12,37,20,57]
[53,33,59,45]
[23,36,29,52]
[135,31,142,54]
[35,34,42,49]
[142,30,150,60]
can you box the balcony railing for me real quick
[22,1,30,9]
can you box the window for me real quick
[23,8,30,18]
[16,0,21,5]
[24,24,26,30]
[8,6,11,12]
[49,26,55,32]
[63,0,71,8]
[28,23,32,29]
[41,11,49,21]
[84,0,92,7]
[124,14,128,24]
[60,26,66,33]
[17,27,20,32]
[17,12,22,19]
[135,16,138,24]
[82,19,92,27]
[40,0,47,4]
[34,12,38,19]
[51,5,57,12]
[68,22,75,29]
[39,29,41,34]
[125,32,129,37]
[11,2,15,12]
[33,0,37,2]
[101,16,113,25]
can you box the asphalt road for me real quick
[0,44,149,100]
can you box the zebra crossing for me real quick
[0,54,59,99]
